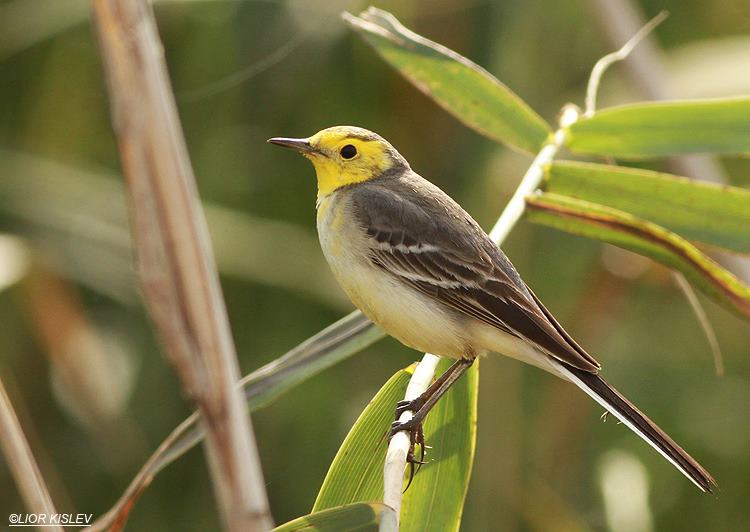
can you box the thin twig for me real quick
[89,2,271,530]
[381,114,575,531]
[489,105,577,244]
[0,376,63,532]
[179,33,308,102]
[584,10,668,116]
[587,0,729,186]
[673,273,724,376]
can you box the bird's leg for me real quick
[393,358,464,418]
[390,358,474,485]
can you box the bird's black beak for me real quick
[267,137,314,153]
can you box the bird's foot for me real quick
[394,397,425,418]
[389,417,427,491]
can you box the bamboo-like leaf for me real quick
[343,7,551,153]
[525,193,750,320]
[273,502,391,532]
[314,359,479,532]
[544,161,750,254]
[313,365,414,510]
[567,97,750,158]
[90,311,384,532]
[243,311,383,410]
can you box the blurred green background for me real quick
[1,0,749,530]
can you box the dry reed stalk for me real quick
[89,1,272,529]
[0,377,63,532]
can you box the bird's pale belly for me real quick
[317,195,469,359]
[338,257,471,358]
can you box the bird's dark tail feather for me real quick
[554,363,717,493]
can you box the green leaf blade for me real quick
[344,8,551,153]
[544,161,750,254]
[313,364,414,510]
[525,193,750,321]
[314,358,479,532]
[244,311,385,410]
[272,502,390,532]
[567,97,750,158]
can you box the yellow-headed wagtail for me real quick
[269,126,715,492]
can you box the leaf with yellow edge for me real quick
[526,193,750,321]
[544,161,750,254]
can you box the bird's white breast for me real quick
[316,192,469,358]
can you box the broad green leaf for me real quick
[567,97,750,158]
[314,359,479,532]
[544,161,750,254]
[525,193,750,321]
[313,364,413,510]
[343,7,551,153]
[273,502,390,532]
[91,311,384,532]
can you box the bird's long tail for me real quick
[553,362,717,493]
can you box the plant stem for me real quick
[0,377,62,532]
[89,1,272,530]
[382,353,441,518]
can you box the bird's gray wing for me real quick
[351,182,601,373]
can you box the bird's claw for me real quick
[390,418,427,491]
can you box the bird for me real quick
[268,125,716,493]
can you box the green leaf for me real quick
[525,193,750,321]
[272,502,391,532]
[313,364,414,510]
[567,97,750,158]
[544,161,750,254]
[343,7,551,153]
[314,359,479,532]
[243,311,384,410]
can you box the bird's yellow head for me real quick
[268,126,408,198]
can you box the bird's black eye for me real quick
[340,144,357,159]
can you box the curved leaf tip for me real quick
[343,7,552,153]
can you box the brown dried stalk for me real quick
[89,1,271,530]
[0,377,63,532]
